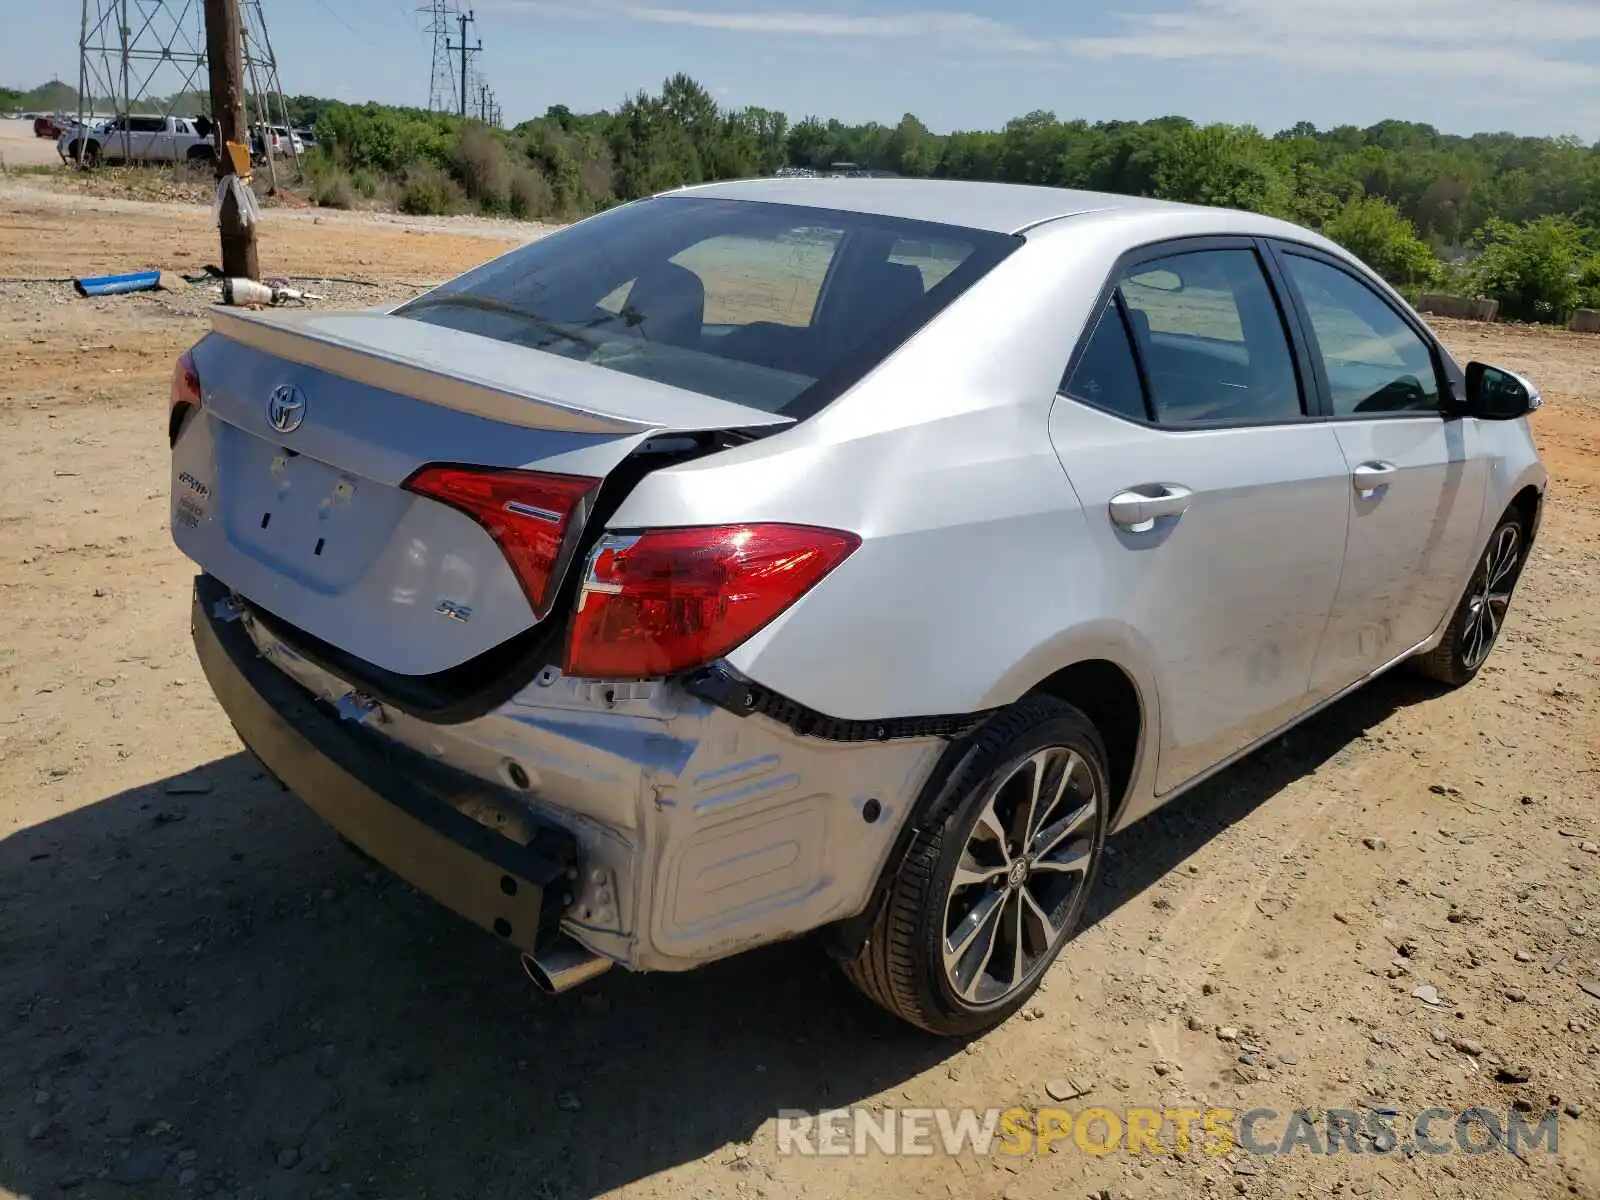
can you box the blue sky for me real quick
[8,0,1600,138]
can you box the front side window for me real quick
[397,196,1016,415]
[1116,248,1303,425]
[1280,254,1441,416]
[128,117,166,133]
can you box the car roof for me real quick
[677,177,1224,236]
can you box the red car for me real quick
[34,114,70,139]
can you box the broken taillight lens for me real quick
[564,524,860,679]
[168,348,202,447]
[403,465,599,619]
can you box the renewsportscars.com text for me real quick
[775,1105,1559,1158]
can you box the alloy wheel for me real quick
[941,746,1099,1006]
[1461,523,1521,671]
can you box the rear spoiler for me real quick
[210,307,795,437]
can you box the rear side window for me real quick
[397,196,1016,416]
[1063,300,1148,422]
[1280,254,1441,416]
[1116,249,1303,425]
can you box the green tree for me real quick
[1578,256,1600,310]
[884,113,939,177]
[314,102,455,174]
[936,129,1000,180]
[1152,124,1292,215]
[737,106,790,174]
[1472,218,1588,322]
[1323,198,1439,286]
[610,91,699,199]
[784,116,835,169]
[125,78,1600,240]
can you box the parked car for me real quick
[61,114,215,165]
[169,180,1546,1035]
[35,112,86,139]
[249,124,303,161]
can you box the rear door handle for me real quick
[1109,484,1194,530]
[1352,461,1396,496]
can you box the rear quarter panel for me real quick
[607,209,1200,737]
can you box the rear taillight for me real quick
[169,349,201,447]
[565,524,860,679]
[403,465,598,619]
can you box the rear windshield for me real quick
[395,195,1017,416]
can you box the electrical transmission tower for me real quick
[421,0,461,114]
[476,84,501,127]
[77,0,210,158]
[424,3,498,122]
[75,0,296,179]
[238,0,300,185]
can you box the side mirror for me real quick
[1464,362,1542,420]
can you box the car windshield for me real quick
[395,195,1017,415]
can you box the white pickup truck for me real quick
[59,114,216,166]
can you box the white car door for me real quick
[1048,239,1351,795]
[127,117,163,161]
[1271,246,1489,698]
[101,117,131,160]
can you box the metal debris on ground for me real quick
[218,276,324,306]
[73,270,162,297]
[72,269,192,297]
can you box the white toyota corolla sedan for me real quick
[170,178,1546,1034]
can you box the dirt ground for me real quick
[1,174,1598,1200]
[0,120,66,170]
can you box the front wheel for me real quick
[839,695,1109,1036]
[1411,515,1527,687]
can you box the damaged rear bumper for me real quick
[191,575,947,974]
[192,574,580,956]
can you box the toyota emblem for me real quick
[267,384,306,433]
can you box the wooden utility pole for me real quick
[203,0,259,279]
[448,9,480,119]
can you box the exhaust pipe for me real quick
[521,935,612,995]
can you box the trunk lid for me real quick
[172,308,791,677]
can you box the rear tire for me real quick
[839,695,1109,1036]
[1411,515,1527,687]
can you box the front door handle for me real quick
[1109,484,1194,530]
[1352,461,1397,497]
